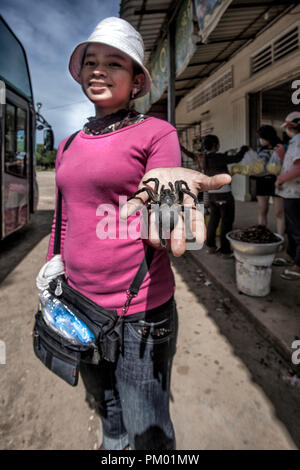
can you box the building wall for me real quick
[176,5,300,200]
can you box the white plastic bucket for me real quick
[226,232,284,297]
[234,251,275,296]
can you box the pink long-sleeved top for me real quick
[46,116,182,316]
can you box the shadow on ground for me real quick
[171,252,300,450]
[0,210,53,284]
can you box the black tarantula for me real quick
[127,177,199,247]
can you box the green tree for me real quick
[36,144,57,169]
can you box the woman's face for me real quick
[259,137,269,147]
[80,43,144,113]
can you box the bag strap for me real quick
[52,130,156,311]
[121,245,156,316]
[53,131,80,254]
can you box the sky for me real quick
[2,0,120,147]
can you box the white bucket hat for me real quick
[280,111,300,128]
[69,17,152,100]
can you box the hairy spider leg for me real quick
[142,177,160,195]
[176,180,191,191]
[127,187,158,204]
[145,204,166,248]
[168,181,174,191]
[181,189,198,207]
[158,212,167,247]
[175,180,185,204]
[175,180,197,206]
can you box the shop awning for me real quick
[120,0,298,112]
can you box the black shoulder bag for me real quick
[33,131,156,386]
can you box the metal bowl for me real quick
[226,231,284,256]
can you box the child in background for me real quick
[275,112,300,280]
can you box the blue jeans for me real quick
[80,296,178,450]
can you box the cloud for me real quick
[1,0,120,146]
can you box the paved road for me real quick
[0,171,298,449]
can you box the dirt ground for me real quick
[0,171,299,450]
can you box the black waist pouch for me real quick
[33,310,85,387]
[33,255,155,387]
[33,274,143,387]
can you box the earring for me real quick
[131,87,139,99]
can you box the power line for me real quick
[44,101,88,111]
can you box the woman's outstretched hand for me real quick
[120,167,231,257]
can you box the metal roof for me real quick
[120,0,299,104]
[119,0,180,66]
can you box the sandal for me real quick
[280,267,300,280]
[272,257,293,267]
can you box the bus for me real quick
[0,15,54,240]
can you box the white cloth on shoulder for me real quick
[36,254,65,291]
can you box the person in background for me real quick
[203,135,248,258]
[275,112,300,280]
[252,125,285,238]
[180,143,205,173]
[179,143,205,205]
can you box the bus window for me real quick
[0,18,32,102]
[5,103,27,178]
[17,108,27,177]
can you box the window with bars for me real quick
[251,24,299,75]
[187,69,233,112]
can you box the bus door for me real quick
[2,89,30,238]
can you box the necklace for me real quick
[83,109,148,135]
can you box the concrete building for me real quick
[176,3,300,200]
[120,1,300,200]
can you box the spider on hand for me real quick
[127,177,199,247]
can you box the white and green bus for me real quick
[0,15,53,239]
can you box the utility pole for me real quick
[168,19,176,126]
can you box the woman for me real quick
[36,17,230,450]
[275,112,300,280]
[252,125,285,237]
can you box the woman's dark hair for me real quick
[257,125,281,147]
[132,62,143,77]
[203,134,219,151]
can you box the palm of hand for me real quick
[121,167,231,256]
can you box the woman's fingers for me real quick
[189,206,206,245]
[119,168,229,256]
[120,193,148,219]
[195,173,231,192]
[173,205,206,250]
[141,203,206,255]
[148,209,161,247]
[170,212,185,256]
